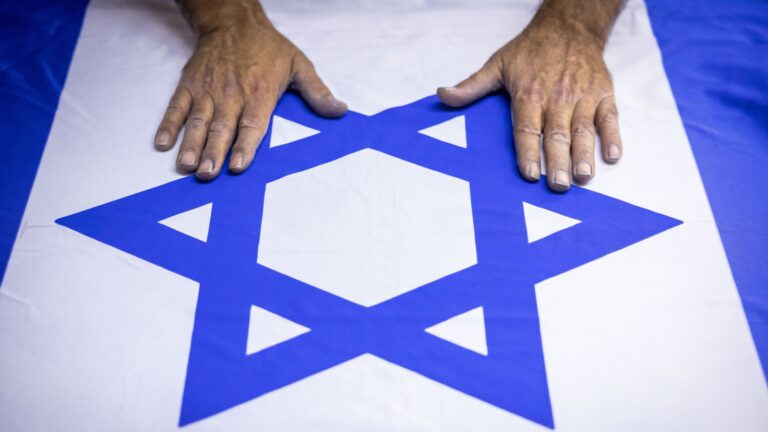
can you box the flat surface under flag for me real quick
[1,0,767,431]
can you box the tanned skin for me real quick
[156,0,624,192]
[155,0,347,180]
[439,0,626,191]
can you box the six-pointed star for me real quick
[58,93,681,428]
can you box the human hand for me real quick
[438,5,623,192]
[154,0,346,180]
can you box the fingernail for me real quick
[199,159,214,174]
[575,162,592,177]
[442,86,457,92]
[231,153,244,170]
[527,161,540,180]
[179,151,196,168]
[554,170,570,189]
[328,96,348,113]
[329,96,345,107]
[607,145,621,161]
[155,131,169,147]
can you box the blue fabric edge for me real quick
[0,0,90,285]
[645,0,768,382]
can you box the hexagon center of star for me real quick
[257,148,478,307]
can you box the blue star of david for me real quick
[57,93,681,428]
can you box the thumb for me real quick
[291,54,348,118]
[438,57,502,107]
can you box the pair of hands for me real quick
[154,2,622,192]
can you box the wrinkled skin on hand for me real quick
[439,19,623,192]
[154,8,346,180]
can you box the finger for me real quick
[437,58,502,107]
[543,105,574,192]
[177,95,214,171]
[292,55,347,118]
[196,103,240,181]
[155,86,192,150]
[512,99,543,181]
[571,100,597,184]
[229,97,277,173]
[596,96,623,163]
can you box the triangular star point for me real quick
[270,115,320,147]
[425,306,488,356]
[418,115,467,148]
[522,201,581,243]
[247,305,310,355]
[158,203,213,242]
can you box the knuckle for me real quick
[203,73,214,89]
[550,84,574,104]
[165,104,186,116]
[599,109,619,125]
[251,77,274,95]
[514,82,544,103]
[221,75,240,98]
[208,120,233,135]
[238,118,262,131]
[514,124,541,136]
[545,129,570,145]
[186,115,208,129]
[572,122,596,138]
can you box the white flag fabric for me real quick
[1,0,767,431]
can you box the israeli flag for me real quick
[1,0,766,430]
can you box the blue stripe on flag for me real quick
[646,0,768,380]
[0,0,89,284]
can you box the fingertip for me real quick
[573,161,594,184]
[228,152,253,174]
[519,160,541,182]
[312,96,348,118]
[195,159,219,181]
[548,169,571,193]
[177,150,198,171]
[437,86,466,107]
[155,130,172,151]
[604,144,622,164]
[326,97,348,117]
[229,152,244,172]
[195,173,218,182]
